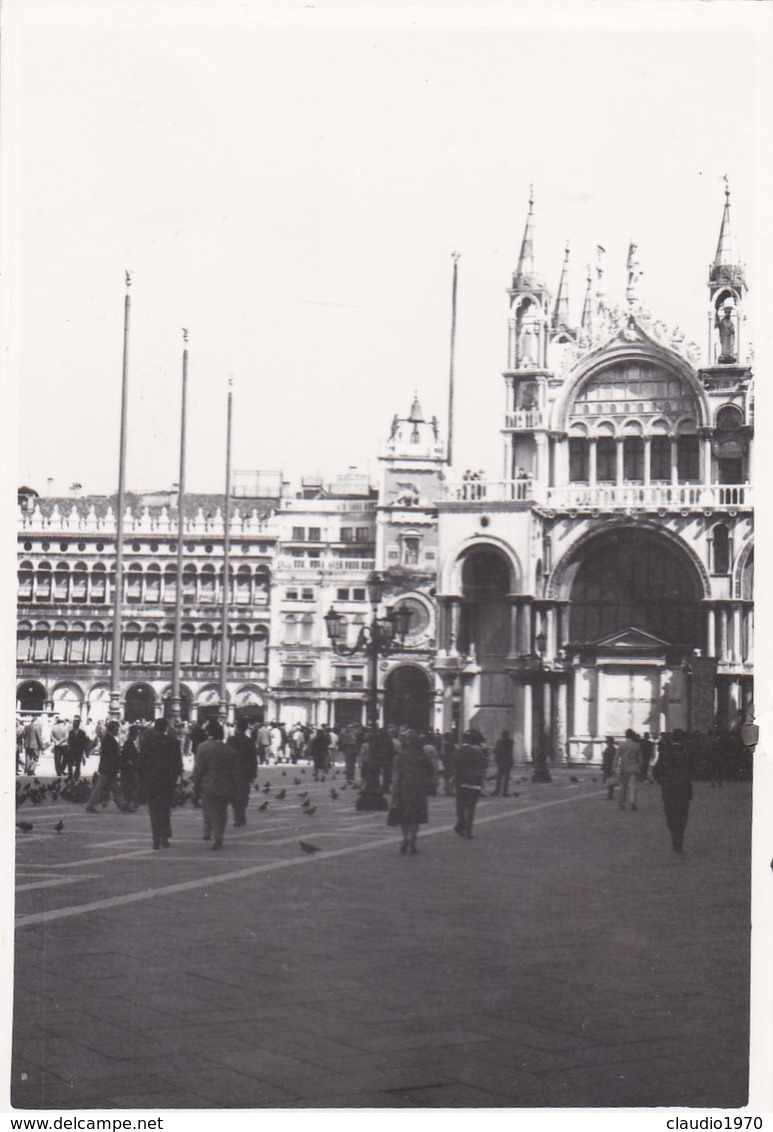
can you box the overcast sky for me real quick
[5,1,769,500]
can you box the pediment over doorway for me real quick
[591,626,670,652]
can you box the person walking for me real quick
[639,732,655,783]
[85,720,132,813]
[339,724,360,784]
[229,717,258,827]
[65,717,89,783]
[23,716,45,775]
[308,726,331,781]
[492,730,515,796]
[602,735,618,800]
[136,718,183,849]
[387,730,436,853]
[120,724,142,810]
[453,735,488,838]
[440,732,456,795]
[652,727,693,854]
[51,716,70,776]
[256,721,272,766]
[192,718,241,850]
[615,729,643,811]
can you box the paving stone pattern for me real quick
[12,770,751,1109]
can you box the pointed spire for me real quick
[552,242,571,329]
[408,391,424,422]
[626,241,642,306]
[581,264,594,335]
[711,178,746,291]
[513,186,543,289]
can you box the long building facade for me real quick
[16,189,753,765]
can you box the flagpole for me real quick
[219,381,234,723]
[447,251,460,467]
[109,273,131,721]
[170,332,189,723]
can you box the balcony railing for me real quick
[276,557,376,573]
[546,483,752,512]
[504,410,544,430]
[440,479,535,504]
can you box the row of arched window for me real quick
[18,562,271,606]
[17,620,268,667]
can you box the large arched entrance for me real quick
[17,681,47,713]
[457,546,515,740]
[384,666,432,733]
[558,528,706,754]
[124,682,157,723]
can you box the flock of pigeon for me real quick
[15,765,353,856]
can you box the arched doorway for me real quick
[457,546,515,740]
[161,685,193,721]
[234,686,265,726]
[384,666,432,733]
[560,529,705,752]
[52,682,83,720]
[124,682,157,723]
[17,681,47,713]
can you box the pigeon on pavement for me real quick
[300,841,321,854]
[54,820,64,833]
[16,822,34,832]
[257,800,269,811]
[305,806,317,816]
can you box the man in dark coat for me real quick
[453,736,488,838]
[229,717,258,827]
[136,718,183,849]
[492,730,515,796]
[65,717,89,783]
[652,727,693,854]
[192,718,241,850]
[308,726,331,781]
[85,720,131,813]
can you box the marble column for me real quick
[554,680,568,765]
[718,607,728,662]
[449,598,462,654]
[616,438,625,486]
[731,605,742,665]
[589,439,597,486]
[643,436,652,486]
[706,606,716,658]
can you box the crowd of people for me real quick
[16,712,753,857]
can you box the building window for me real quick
[164,568,177,604]
[356,527,370,542]
[623,437,644,482]
[70,626,86,663]
[232,631,250,665]
[87,631,104,664]
[300,614,313,645]
[353,588,366,601]
[712,524,731,575]
[17,624,31,662]
[254,571,270,604]
[126,566,142,603]
[283,614,298,645]
[196,632,212,665]
[35,564,52,602]
[91,565,107,603]
[301,588,314,601]
[650,436,670,481]
[31,626,49,662]
[286,588,299,600]
[51,626,68,661]
[596,438,617,483]
[341,527,353,542]
[403,537,420,566]
[183,566,197,604]
[292,527,305,541]
[568,438,589,483]
[123,632,140,664]
[54,567,70,602]
[253,630,268,665]
[146,567,161,603]
[677,435,700,482]
[18,567,33,602]
[160,632,174,664]
[236,568,252,604]
[308,527,321,542]
[200,567,216,603]
[142,631,159,664]
[336,588,350,601]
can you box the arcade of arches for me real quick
[440,529,751,759]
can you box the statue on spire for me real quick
[626,242,643,306]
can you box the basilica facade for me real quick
[434,188,753,762]
[16,189,753,766]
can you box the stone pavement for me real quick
[11,765,753,1110]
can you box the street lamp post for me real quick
[532,629,553,783]
[324,572,413,810]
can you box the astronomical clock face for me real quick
[397,597,431,640]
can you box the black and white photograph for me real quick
[4,0,772,1124]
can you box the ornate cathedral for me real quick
[16,188,753,768]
